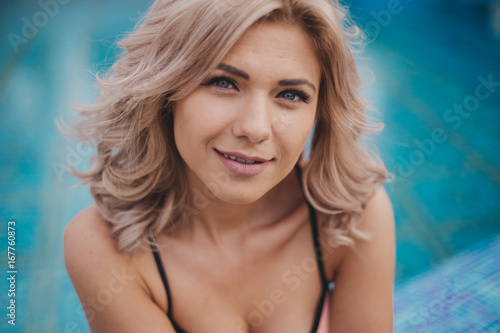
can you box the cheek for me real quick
[174,97,230,155]
[175,97,206,138]
[173,100,203,161]
[274,109,316,153]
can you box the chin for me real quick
[214,188,267,205]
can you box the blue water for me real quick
[350,0,500,280]
[0,0,499,331]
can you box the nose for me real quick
[232,93,272,143]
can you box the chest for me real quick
[169,249,325,332]
[140,216,341,332]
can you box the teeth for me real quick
[223,153,235,160]
[222,153,257,164]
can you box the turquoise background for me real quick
[0,0,499,331]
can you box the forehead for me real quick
[220,22,321,84]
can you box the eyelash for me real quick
[201,76,311,103]
[279,90,311,103]
[201,76,239,91]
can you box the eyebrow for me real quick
[217,63,316,92]
[278,79,316,93]
[217,63,249,80]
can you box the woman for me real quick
[63,0,395,332]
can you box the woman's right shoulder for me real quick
[63,205,120,262]
[63,206,176,332]
[63,205,134,291]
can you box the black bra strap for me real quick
[148,238,189,333]
[293,164,329,288]
[310,288,326,333]
[148,237,173,316]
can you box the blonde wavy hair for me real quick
[65,0,387,253]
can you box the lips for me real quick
[215,149,272,176]
[220,153,262,164]
[216,149,270,163]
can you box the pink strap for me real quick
[316,292,330,333]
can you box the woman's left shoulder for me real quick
[326,186,395,331]
[339,185,395,262]
[319,186,395,280]
[359,186,394,233]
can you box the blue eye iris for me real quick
[279,90,310,103]
[216,79,232,88]
[282,92,297,101]
[202,76,310,103]
[201,76,239,91]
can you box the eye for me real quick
[277,90,311,103]
[202,76,239,91]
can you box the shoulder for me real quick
[63,206,142,297]
[63,205,123,265]
[327,186,395,332]
[63,206,163,331]
[63,205,149,285]
[336,186,395,269]
[64,205,108,241]
[64,207,178,331]
[359,186,394,235]
[340,186,395,270]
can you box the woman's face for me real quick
[174,22,321,204]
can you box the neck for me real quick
[179,169,303,249]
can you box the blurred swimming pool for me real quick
[0,0,499,331]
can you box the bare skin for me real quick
[64,22,395,333]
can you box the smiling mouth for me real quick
[215,149,271,164]
[215,149,271,176]
[220,152,263,164]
